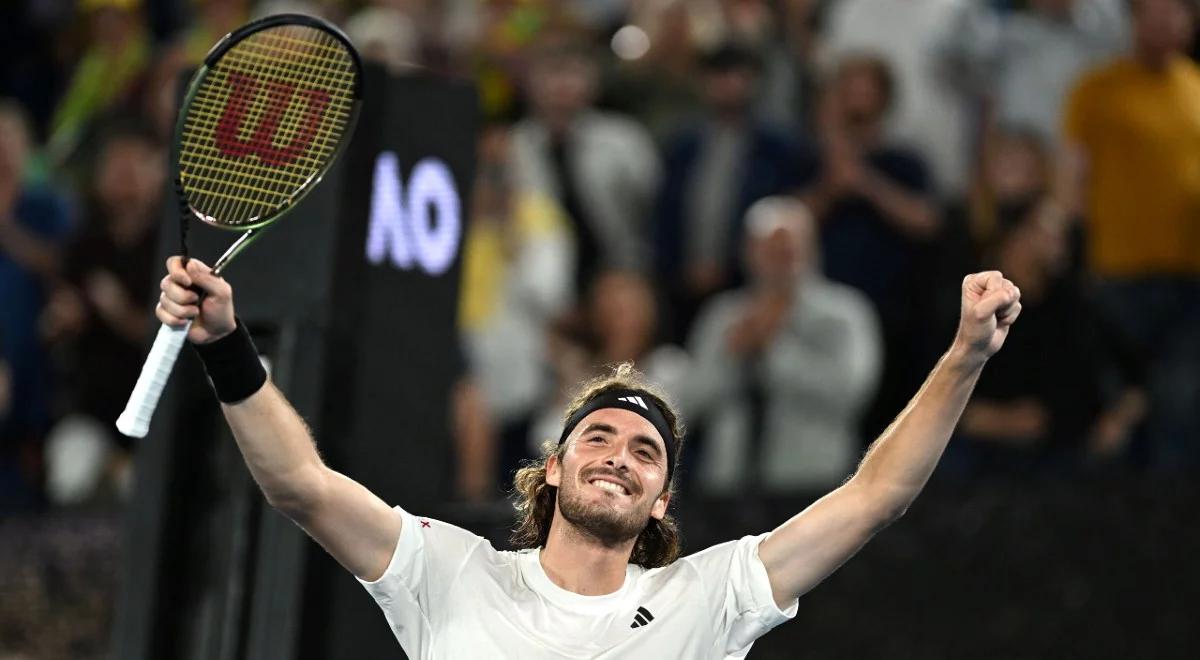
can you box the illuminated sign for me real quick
[365,151,462,275]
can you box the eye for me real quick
[636,449,653,459]
[587,436,605,444]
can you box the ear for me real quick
[545,453,562,488]
[649,488,671,521]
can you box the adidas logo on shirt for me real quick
[629,606,655,629]
[617,395,648,410]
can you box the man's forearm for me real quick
[851,346,984,514]
[220,380,328,514]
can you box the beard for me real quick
[556,473,655,547]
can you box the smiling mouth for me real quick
[588,479,631,496]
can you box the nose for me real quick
[603,442,632,471]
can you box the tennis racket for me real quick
[116,14,363,438]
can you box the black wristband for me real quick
[193,318,267,403]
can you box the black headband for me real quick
[558,389,676,480]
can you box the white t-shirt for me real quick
[358,507,799,659]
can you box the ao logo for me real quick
[365,152,461,275]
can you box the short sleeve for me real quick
[357,507,487,652]
[683,534,799,657]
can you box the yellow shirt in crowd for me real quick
[458,192,569,332]
[1064,54,1200,278]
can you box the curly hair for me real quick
[510,363,685,568]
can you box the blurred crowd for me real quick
[1,0,1198,514]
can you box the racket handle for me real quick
[116,321,192,438]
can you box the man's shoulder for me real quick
[668,536,761,577]
[400,509,497,557]
[1071,56,1136,95]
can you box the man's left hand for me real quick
[954,271,1022,364]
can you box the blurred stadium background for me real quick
[1,0,1198,658]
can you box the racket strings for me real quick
[192,29,350,223]
[178,23,357,228]
[190,26,350,221]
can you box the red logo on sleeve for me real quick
[420,520,431,528]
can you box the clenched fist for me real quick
[953,271,1022,364]
[156,256,237,344]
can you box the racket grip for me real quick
[116,321,192,438]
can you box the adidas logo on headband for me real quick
[617,395,648,410]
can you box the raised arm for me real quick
[758,271,1021,607]
[157,257,400,581]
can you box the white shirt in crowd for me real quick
[359,507,798,659]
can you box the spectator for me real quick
[945,0,1127,144]
[0,100,72,506]
[459,124,575,496]
[45,0,150,167]
[1060,0,1200,471]
[178,0,248,66]
[685,197,882,495]
[343,3,420,74]
[757,0,823,131]
[800,53,939,443]
[0,1,70,141]
[41,122,164,505]
[821,0,973,194]
[935,126,1082,334]
[655,42,818,343]
[534,269,689,472]
[451,1,578,121]
[547,270,689,401]
[511,36,661,299]
[957,198,1148,472]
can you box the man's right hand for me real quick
[157,256,236,344]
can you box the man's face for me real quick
[1133,0,1194,56]
[528,56,595,120]
[546,408,671,546]
[590,272,656,356]
[96,138,164,214]
[986,134,1045,201]
[704,67,756,116]
[835,63,888,128]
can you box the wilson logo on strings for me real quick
[215,72,331,167]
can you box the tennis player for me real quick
[157,256,1021,658]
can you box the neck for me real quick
[711,107,748,127]
[844,121,881,150]
[539,513,635,596]
[757,278,800,300]
[542,111,578,138]
[1134,46,1174,71]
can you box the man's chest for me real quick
[430,581,722,659]
[1097,75,1200,158]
